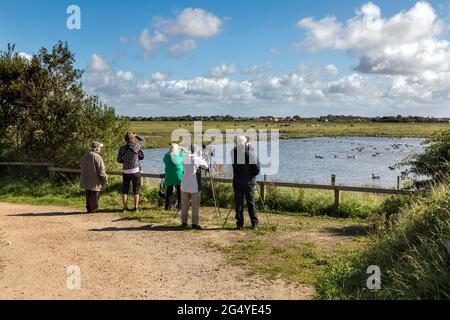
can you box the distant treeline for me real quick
[119,114,450,123]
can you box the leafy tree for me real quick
[400,129,450,184]
[0,42,128,168]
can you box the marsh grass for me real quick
[316,182,450,299]
[130,121,448,149]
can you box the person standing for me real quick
[80,141,107,213]
[231,136,260,230]
[180,144,208,230]
[117,132,145,212]
[163,144,185,211]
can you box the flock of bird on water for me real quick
[314,142,412,181]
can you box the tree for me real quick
[0,42,128,168]
[400,129,450,185]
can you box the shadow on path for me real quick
[89,225,223,232]
[8,211,86,217]
[322,225,369,236]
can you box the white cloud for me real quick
[117,70,133,81]
[155,8,223,38]
[18,52,32,61]
[297,1,450,75]
[150,71,170,81]
[85,66,450,116]
[87,53,111,72]
[167,39,197,57]
[208,64,238,78]
[325,64,338,75]
[139,29,167,58]
[244,63,272,75]
[119,36,129,44]
[269,48,280,54]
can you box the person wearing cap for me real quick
[117,132,145,212]
[80,141,107,213]
[163,143,185,211]
[231,136,260,230]
[180,144,208,229]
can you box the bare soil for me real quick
[0,202,316,300]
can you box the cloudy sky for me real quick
[2,0,450,117]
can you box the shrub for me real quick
[0,42,129,169]
[316,183,450,300]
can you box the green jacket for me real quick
[163,151,184,186]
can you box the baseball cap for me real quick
[91,141,104,149]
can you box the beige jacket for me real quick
[80,151,107,191]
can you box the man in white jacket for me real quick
[180,144,209,229]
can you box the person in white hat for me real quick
[180,144,209,229]
[230,136,260,230]
[80,141,107,213]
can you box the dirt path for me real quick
[0,202,314,300]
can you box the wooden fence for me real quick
[0,162,416,208]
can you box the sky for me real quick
[1,0,450,117]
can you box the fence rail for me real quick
[0,162,417,208]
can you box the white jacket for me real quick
[180,154,209,193]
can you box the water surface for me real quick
[142,137,425,188]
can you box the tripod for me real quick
[222,181,272,229]
[203,145,221,224]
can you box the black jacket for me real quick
[231,146,260,187]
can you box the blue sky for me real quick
[1,0,450,116]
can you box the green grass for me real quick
[129,121,448,149]
[0,171,390,219]
[316,182,450,299]
[201,181,389,219]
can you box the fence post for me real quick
[48,166,55,180]
[260,174,266,202]
[331,174,340,209]
[397,176,400,190]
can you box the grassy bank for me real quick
[0,171,390,219]
[130,121,448,149]
[316,182,450,299]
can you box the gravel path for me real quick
[0,202,314,300]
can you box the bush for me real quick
[316,183,450,299]
[0,42,129,169]
[400,129,450,186]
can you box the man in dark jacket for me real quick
[231,136,260,230]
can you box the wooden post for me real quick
[49,166,55,180]
[260,174,266,202]
[397,176,401,190]
[331,174,340,208]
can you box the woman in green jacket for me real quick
[163,144,185,210]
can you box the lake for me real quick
[142,137,425,188]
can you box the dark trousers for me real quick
[122,173,141,195]
[234,184,258,227]
[85,190,100,213]
[165,184,181,210]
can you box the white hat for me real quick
[236,136,247,147]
